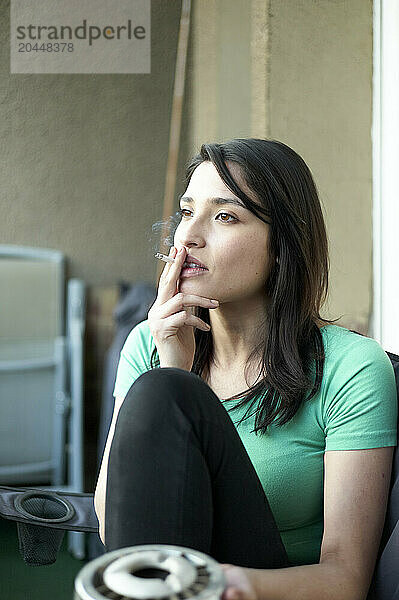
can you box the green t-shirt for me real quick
[113,321,398,566]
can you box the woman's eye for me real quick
[178,208,237,223]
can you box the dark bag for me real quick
[366,348,399,600]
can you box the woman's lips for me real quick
[185,254,207,268]
[180,266,208,278]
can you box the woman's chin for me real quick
[178,276,208,292]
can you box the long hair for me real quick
[151,138,340,434]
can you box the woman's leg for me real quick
[105,367,290,569]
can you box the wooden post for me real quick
[156,0,191,285]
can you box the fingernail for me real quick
[178,247,184,254]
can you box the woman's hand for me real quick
[148,245,219,371]
[220,564,259,600]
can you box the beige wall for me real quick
[190,0,373,334]
[0,0,191,287]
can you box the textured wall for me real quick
[0,0,191,287]
[268,0,373,333]
[190,0,252,149]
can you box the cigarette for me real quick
[154,252,176,264]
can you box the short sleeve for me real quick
[323,338,397,451]
[113,319,157,400]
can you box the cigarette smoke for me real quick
[149,210,182,255]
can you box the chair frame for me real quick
[0,244,86,558]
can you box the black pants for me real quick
[105,367,291,569]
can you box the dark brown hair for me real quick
[151,138,340,434]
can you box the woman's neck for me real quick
[207,315,326,372]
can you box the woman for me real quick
[94,138,397,600]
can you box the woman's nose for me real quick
[176,218,208,249]
[172,241,190,253]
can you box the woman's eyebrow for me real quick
[179,195,246,208]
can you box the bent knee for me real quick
[128,367,197,394]
[121,367,214,415]
[122,367,192,406]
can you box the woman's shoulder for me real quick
[319,324,395,389]
[317,325,397,449]
[113,319,155,399]
[320,324,387,358]
[122,318,155,358]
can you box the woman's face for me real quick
[174,160,272,304]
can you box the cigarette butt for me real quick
[154,252,176,264]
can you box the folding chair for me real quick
[0,244,86,558]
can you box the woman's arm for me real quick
[94,395,125,544]
[222,560,360,600]
[222,446,394,600]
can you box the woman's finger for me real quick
[157,246,177,290]
[154,310,211,334]
[157,245,187,303]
